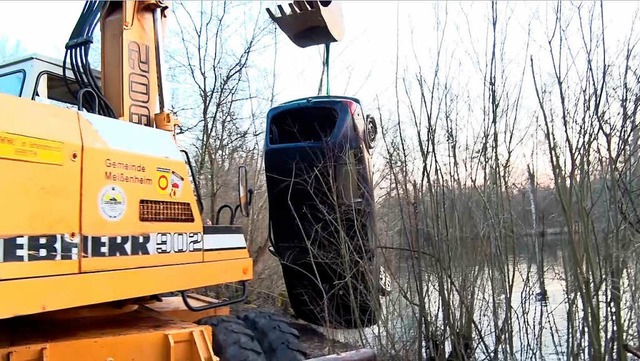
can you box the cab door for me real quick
[0,93,83,280]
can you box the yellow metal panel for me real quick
[82,252,199,272]
[0,94,81,279]
[190,329,218,361]
[167,329,216,361]
[79,116,203,235]
[0,307,218,361]
[78,115,204,272]
[203,249,250,262]
[0,260,77,281]
[0,258,253,319]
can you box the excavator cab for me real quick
[0,54,90,109]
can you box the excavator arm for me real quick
[65,0,177,131]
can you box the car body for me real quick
[264,95,382,329]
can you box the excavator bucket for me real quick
[266,1,345,48]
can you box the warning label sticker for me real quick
[0,132,64,165]
[156,167,184,198]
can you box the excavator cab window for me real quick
[34,72,80,110]
[0,70,25,97]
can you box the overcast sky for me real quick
[0,1,400,103]
[1,1,637,103]
[1,1,639,184]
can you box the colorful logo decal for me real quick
[156,167,171,194]
[156,167,184,198]
[170,171,184,198]
[98,185,127,221]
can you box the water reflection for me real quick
[309,235,636,360]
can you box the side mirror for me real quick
[365,114,377,149]
[237,165,253,217]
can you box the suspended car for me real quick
[264,95,387,329]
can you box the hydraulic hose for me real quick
[63,0,116,118]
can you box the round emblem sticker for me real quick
[98,185,127,221]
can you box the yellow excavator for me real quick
[0,1,380,360]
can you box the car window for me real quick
[0,70,25,97]
[269,106,339,145]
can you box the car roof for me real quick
[278,95,362,107]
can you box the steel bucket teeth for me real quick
[266,1,345,48]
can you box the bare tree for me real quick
[168,0,269,220]
[0,36,27,62]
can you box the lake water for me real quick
[310,238,640,360]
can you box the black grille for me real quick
[140,200,195,222]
